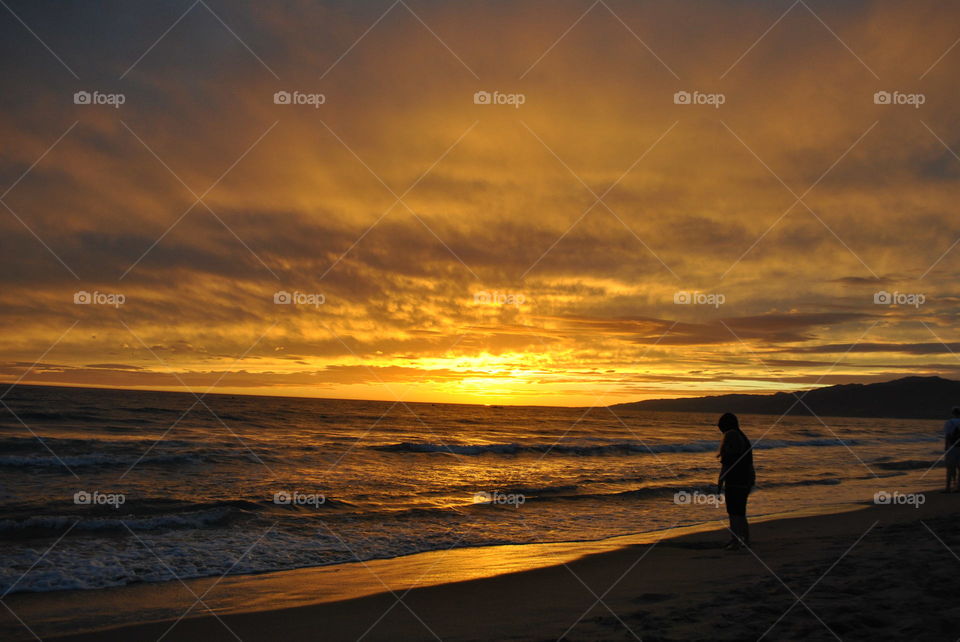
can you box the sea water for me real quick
[0,384,943,596]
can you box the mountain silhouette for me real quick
[610,376,960,419]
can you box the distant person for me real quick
[717,413,755,549]
[944,407,960,493]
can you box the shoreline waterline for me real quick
[6,498,878,641]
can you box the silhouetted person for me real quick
[717,413,755,549]
[944,407,960,493]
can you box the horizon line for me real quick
[2,376,951,409]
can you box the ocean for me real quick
[0,384,943,597]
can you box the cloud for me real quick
[1,0,959,404]
[795,342,960,355]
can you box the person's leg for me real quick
[723,488,739,548]
[724,521,741,549]
[724,487,749,548]
[743,491,751,544]
[740,515,750,545]
[733,517,749,548]
[732,515,742,540]
[730,516,747,544]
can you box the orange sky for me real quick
[1,0,959,406]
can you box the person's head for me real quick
[952,406,960,418]
[718,412,739,433]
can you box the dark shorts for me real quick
[724,485,751,517]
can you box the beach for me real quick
[5,0,960,638]
[8,485,948,641]
[1,386,952,640]
[1,386,941,598]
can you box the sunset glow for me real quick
[2,1,959,405]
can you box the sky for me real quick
[1,0,959,406]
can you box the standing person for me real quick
[944,407,960,493]
[717,413,755,550]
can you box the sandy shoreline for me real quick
[2,484,951,641]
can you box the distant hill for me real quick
[610,376,960,420]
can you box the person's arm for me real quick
[717,434,727,493]
[745,435,756,487]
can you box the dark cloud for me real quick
[795,342,960,355]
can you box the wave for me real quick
[125,406,185,414]
[371,437,872,457]
[0,439,282,468]
[503,484,709,503]
[0,436,221,450]
[2,410,105,422]
[0,506,240,538]
[874,459,934,471]
[494,477,848,504]
[0,452,205,468]
[372,441,704,456]
[492,483,581,496]
[339,477,857,514]
[0,495,353,539]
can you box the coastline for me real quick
[6,486,953,641]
